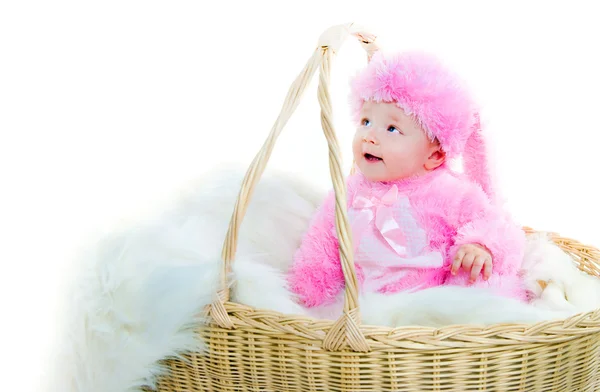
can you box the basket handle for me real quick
[209,23,378,351]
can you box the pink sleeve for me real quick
[444,182,527,298]
[287,178,363,307]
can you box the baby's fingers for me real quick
[461,253,476,273]
[470,255,487,282]
[483,258,493,280]
[451,249,466,275]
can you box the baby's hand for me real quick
[451,243,493,283]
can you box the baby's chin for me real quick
[367,174,401,182]
[357,164,417,183]
[357,166,398,182]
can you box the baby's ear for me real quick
[425,145,446,170]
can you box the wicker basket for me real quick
[150,24,600,392]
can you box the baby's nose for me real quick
[363,129,379,144]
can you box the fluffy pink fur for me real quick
[463,114,496,202]
[349,51,476,160]
[287,167,527,308]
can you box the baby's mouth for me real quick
[364,153,383,162]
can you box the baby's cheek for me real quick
[351,140,361,158]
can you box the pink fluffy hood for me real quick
[349,51,495,201]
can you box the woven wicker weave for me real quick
[150,24,600,392]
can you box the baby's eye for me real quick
[387,126,401,134]
[361,118,371,127]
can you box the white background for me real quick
[2,1,599,390]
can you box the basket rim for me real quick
[202,301,600,350]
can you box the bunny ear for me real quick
[462,113,497,203]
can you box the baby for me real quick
[288,50,527,308]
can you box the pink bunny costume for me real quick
[288,51,526,307]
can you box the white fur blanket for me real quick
[49,167,600,392]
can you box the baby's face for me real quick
[352,101,441,182]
